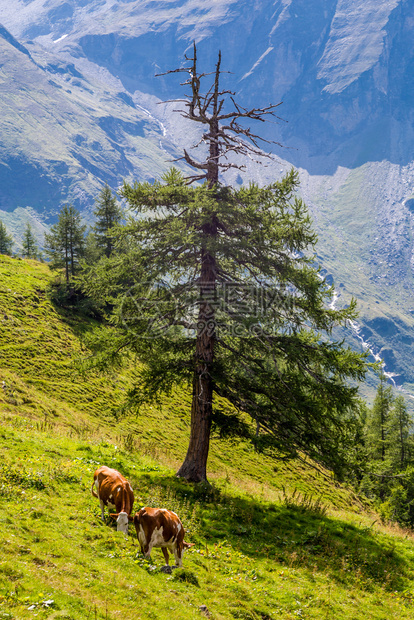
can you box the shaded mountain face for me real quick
[3,0,413,170]
[0,19,181,219]
[1,0,414,392]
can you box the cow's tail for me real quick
[91,480,98,498]
[133,510,145,553]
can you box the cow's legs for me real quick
[99,500,105,520]
[161,547,170,566]
[142,536,153,559]
[136,528,148,557]
[94,480,105,520]
[173,547,182,567]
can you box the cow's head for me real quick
[110,511,133,534]
[182,541,195,558]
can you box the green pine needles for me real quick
[84,167,368,479]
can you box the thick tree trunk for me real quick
[176,54,220,482]
[65,244,69,284]
[177,134,218,480]
[176,245,216,482]
[176,352,214,482]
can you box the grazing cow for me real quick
[91,466,134,535]
[134,507,194,567]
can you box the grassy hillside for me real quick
[1,255,414,620]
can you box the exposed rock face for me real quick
[0,25,179,218]
[2,0,413,171]
[0,0,414,390]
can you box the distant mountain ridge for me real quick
[1,0,414,394]
[2,0,414,187]
[0,23,32,58]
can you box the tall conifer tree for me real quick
[366,373,394,464]
[93,184,123,258]
[388,394,411,468]
[84,46,368,482]
[0,220,13,255]
[44,205,86,283]
[22,222,38,259]
[362,373,395,501]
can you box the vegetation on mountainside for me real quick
[361,376,414,527]
[21,222,39,260]
[0,220,14,255]
[2,256,414,619]
[2,410,414,620]
[44,205,86,284]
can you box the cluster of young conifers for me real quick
[91,466,193,568]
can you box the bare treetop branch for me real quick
[158,42,285,185]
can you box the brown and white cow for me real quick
[91,466,134,535]
[134,507,194,567]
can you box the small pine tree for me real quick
[0,220,13,255]
[22,222,38,259]
[387,394,412,468]
[92,184,123,258]
[83,231,103,265]
[366,374,394,464]
[44,205,86,283]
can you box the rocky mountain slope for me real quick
[1,0,414,394]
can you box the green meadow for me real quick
[1,254,414,620]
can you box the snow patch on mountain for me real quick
[53,33,68,44]
[241,46,274,81]
[270,0,293,33]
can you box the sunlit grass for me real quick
[1,413,414,619]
